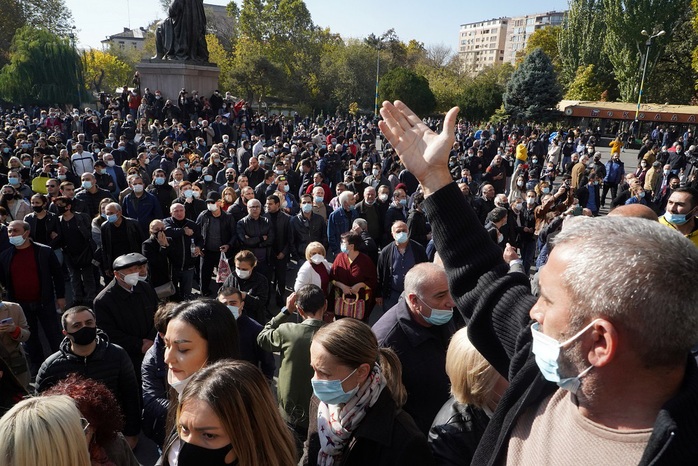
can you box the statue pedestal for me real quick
[137,60,220,103]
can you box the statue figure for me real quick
[154,0,209,62]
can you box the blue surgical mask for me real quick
[530,320,599,394]
[8,177,18,185]
[301,203,313,213]
[340,244,349,254]
[183,189,193,198]
[227,305,239,320]
[399,198,407,206]
[204,175,213,182]
[417,296,453,326]
[106,214,118,223]
[542,187,550,194]
[664,210,692,225]
[154,177,165,185]
[81,181,92,190]
[395,231,408,244]
[9,235,25,247]
[311,368,358,405]
[314,195,324,204]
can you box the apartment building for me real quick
[458,10,565,74]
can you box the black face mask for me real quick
[32,205,43,213]
[178,440,233,466]
[68,326,97,346]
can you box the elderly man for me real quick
[327,190,358,256]
[356,186,383,243]
[373,262,457,435]
[236,197,274,283]
[379,100,698,463]
[122,175,163,234]
[196,191,237,296]
[376,220,428,312]
[472,183,495,225]
[93,253,158,378]
[163,202,203,299]
[101,202,144,277]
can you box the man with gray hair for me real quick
[101,202,144,277]
[327,190,357,256]
[373,262,457,435]
[379,100,698,463]
[351,218,378,264]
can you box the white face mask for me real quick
[120,272,140,287]
[236,268,251,279]
[207,203,218,212]
[310,254,324,265]
[378,194,389,202]
[168,369,195,398]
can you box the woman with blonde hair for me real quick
[0,395,91,466]
[428,327,509,466]
[302,318,432,465]
[173,359,296,466]
[294,241,332,296]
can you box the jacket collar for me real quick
[395,298,453,348]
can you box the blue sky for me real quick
[64,0,568,51]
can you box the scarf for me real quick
[316,363,387,466]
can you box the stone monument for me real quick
[137,0,219,102]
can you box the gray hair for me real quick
[105,202,122,213]
[352,218,368,231]
[553,216,698,367]
[404,262,447,298]
[338,190,353,206]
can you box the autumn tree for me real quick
[379,67,435,115]
[82,50,132,95]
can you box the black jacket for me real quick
[101,217,144,273]
[423,182,698,466]
[163,216,203,270]
[142,235,173,288]
[141,334,169,447]
[173,196,206,222]
[265,210,291,257]
[36,331,141,436]
[428,398,490,466]
[301,389,434,466]
[93,279,158,370]
[221,271,269,325]
[196,209,237,253]
[236,214,274,259]
[0,240,64,302]
[146,183,177,217]
[289,211,327,259]
[24,211,60,248]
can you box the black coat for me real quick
[163,216,203,270]
[428,398,490,466]
[0,240,64,303]
[376,240,428,299]
[142,235,173,288]
[24,211,60,248]
[141,334,169,446]
[36,331,141,436]
[289,211,327,259]
[301,389,434,466]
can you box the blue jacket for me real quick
[327,207,358,253]
[604,160,625,184]
[122,191,164,234]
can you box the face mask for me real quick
[204,175,213,182]
[226,162,234,169]
[31,205,43,213]
[340,244,349,254]
[183,189,193,198]
[207,203,218,212]
[641,163,647,168]
[227,305,239,320]
[283,184,290,193]
[192,191,201,199]
[132,184,144,193]
[399,198,407,206]
[22,160,30,167]
[8,177,19,185]
[417,296,453,326]
[394,231,408,244]
[274,169,284,175]
[58,174,66,180]
[194,166,202,172]
[378,194,389,202]
[513,203,523,212]
[236,268,251,279]
[542,187,550,194]
[178,440,232,466]
[120,272,140,287]
[593,181,599,186]
[301,203,313,213]
[314,195,324,203]
[82,181,92,190]
[517,181,524,188]
[68,325,96,346]
[9,235,25,247]
[310,253,324,265]
[531,159,538,164]
[639,191,645,198]
[531,320,599,394]
[107,214,118,223]
[663,170,671,176]
[372,169,379,177]
[97,168,106,175]
[311,368,358,405]
[664,210,693,225]
[168,369,195,396]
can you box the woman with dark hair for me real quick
[301,318,432,465]
[159,299,241,464]
[329,231,377,322]
[44,373,140,466]
[0,184,30,221]
[166,360,297,466]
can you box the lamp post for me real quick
[374,47,380,117]
[634,29,665,136]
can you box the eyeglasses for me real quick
[80,417,90,433]
[46,185,56,188]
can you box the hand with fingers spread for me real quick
[378,100,459,196]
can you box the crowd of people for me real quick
[0,90,696,465]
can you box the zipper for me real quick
[647,431,675,466]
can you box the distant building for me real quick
[503,11,565,64]
[101,27,148,52]
[458,10,565,74]
[458,18,508,74]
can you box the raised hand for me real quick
[378,100,459,196]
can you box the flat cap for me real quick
[113,253,147,271]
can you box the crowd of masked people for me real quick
[1,91,698,466]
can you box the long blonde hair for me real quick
[178,360,297,466]
[0,395,91,466]
[445,328,501,407]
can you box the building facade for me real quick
[458,10,565,74]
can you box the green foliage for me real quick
[379,67,435,115]
[0,26,85,105]
[603,0,689,101]
[518,26,562,73]
[489,104,509,125]
[457,64,513,122]
[503,48,562,122]
[0,0,26,67]
[559,0,610,87]
[318,39,377,112]
[565,64,607,100]
[22,0,74,36]
[207,34,234,92]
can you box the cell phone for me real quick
[0,317,14,325]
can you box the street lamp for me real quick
[634,29,665,136]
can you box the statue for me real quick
[154,0,209,62]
